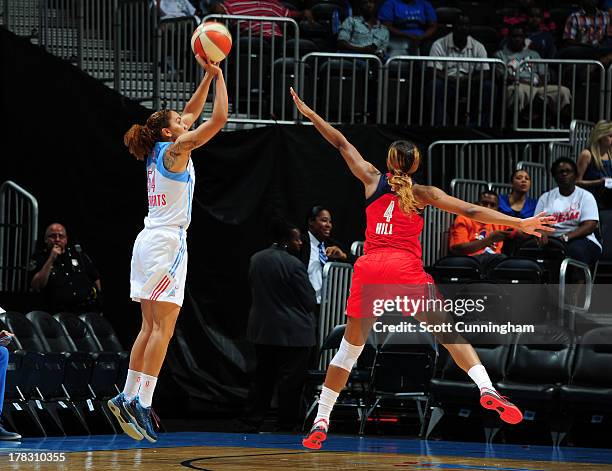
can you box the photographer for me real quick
[29,223,102,313]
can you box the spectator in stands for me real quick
[245,220,316,432]
[495,26,571,124]
[378,0,437,55]
[29,223,102,314]
[500,1,556,58]
[299,206,349,306]
[577,120,612,209]
[563,0,609,49]
[428,15,492,126]
[535,157,601,266]
[212,0,312,38]
[153,0,199,20]
[449,191,512,269]
[498,169,538,218]
[0,330,21,440]
[337,0,389,59]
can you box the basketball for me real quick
[191,22,232,63]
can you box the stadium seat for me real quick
[432,255,481,283]
[468,25,499,56]
[360,320,438,435]
[436,7,463,26]
[487,257,543,283]
[593,209,612,282]
[516,237,566,283]
[496,325,575,445]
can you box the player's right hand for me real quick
[290,87,315,119]
[197,55,222,78]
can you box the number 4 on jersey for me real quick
[376,200,394,235]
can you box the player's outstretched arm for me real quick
[180,56,217,129]
[290,87,380,188]
[415,185,555,237]
[163,66,228,173]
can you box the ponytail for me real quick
[386,141,421,215]
[124,109,172,161]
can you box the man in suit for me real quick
[246,220,317,431]
[299,206,349,306]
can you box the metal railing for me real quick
[319,262,353,368]
[427,138,567,189]
[420,206,452,268]
[569,120,595,159]
[450,178,488,203]
[0,181,38,293]
[300,52,383,124]
[516,161,548,195]
[559,258,593,330]
[350,240,364,258]
[382,56,505,128]
[4,0,38,37]
[511,59,605,132]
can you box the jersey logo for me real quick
[147,169,156,193]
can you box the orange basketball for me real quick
[191,22,232,63]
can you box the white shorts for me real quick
[130,227,188,307]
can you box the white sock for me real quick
[138,373,158,408]
[122,369,142,401]
[314,386,339,430]
[468,364,493,391]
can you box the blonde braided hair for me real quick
[387,140,421,214]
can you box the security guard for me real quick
[29,223,102,313]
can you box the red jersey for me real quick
[363,174,423,259]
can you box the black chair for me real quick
[427,329,512,442]
[560,327,612,447]
[593,209,612,282]
[311,2,346,22]
[302,324,376,432]
[0,316,47,437]
[496,325,575,445]
[432,256,482,283]
[487,257,543,283]
[516,237,566,282]
[469,25,499,56]
[360,320,438,436]
[0,311,67,436]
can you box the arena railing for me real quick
[38,0,81,65]
[204,14,300,124]
[420,206,452,269]
[569,119,595,160]
[449,178,488,203]
[299,52,383,125]
[350,241,364,258]
[511,59,605,133]
[488,181,513,196]
[382,56,506,128]
[319,262,353,369]
[427,138,568,190]
[559,258,593,331]
[4,0,38,37]
[0,181,38,293]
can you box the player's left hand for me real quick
[196,55,222,78]
[518,212,555,237]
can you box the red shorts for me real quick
[346,249,435,319]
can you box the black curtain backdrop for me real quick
[1,28,511,416]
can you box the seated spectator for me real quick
[299,206,348,306]
[29,223,102,313]
[212,0,312,38]
[498,169,538,218]
[563,0,609,49]
[428,15,492,126]
[577,120,612,209]
[495,26,571,123]
[153,0,198,20]
[500,0,556,58]
[449,191,512,270]
[245,220,316,432]
[378,0,437,56]
[0,330,21,440]
[337,0,389,59]
[535,157,601,267]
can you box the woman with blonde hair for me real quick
[290,87,554,450]
[577,120,612,208]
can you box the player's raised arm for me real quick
[180,56,217,129]
[290,87,380,190]
[415,184,555,237]
[163,63,228,173]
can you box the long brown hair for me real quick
[387,140,421,214]
[124,109,172,161]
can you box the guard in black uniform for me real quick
[29,223,102,313]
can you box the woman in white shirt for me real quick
[535,157,601,266]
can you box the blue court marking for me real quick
[0,432,610,466]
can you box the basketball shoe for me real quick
[302,419,328,450]
[123,397,158,443]
[480,388,523,424]
[108,393,143,440]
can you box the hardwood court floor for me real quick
[1,432,612,470]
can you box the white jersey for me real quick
[144,141,195,230]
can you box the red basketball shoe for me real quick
[480,388,523,424]
[302,419,328,450]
